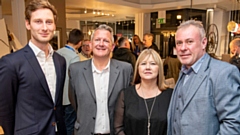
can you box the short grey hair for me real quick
[91,24,114,43]
[177,20,206,40]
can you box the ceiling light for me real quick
[176,15,182,20]
[84,8,87,13]
[93,10,96,14]
[102,12,104,15]
[97,11,100,15]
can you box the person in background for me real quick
[229,38,240,71]
[143,33,159,53]
[56,29,84,135]
[113,35,119,52]
[0,0,67,135]
[114,49,172,135]
[163,47,181,83]
[78,39,92,61]
[69,24,133,135]
[167,20,240,135]
[132,34,144,57]
[112,37,136,69]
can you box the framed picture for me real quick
[49,27,62,50]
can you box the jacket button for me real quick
[93,117,95,120]
[52,122,56,126]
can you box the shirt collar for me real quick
[181,53,207,74]
[81,51,92,58]
[28,41,54,57]
[92,59,110,73]
[65,45,76,52]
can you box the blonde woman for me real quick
[114,49,173,135]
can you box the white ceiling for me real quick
[1,0,239,22]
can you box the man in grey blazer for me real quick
[167,20,240,135]
[69,24,132,135]
[56,29,83,135]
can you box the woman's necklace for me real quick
[141,88,158,135]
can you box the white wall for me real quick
[66,20,80,29]
[3,15,13,32]
[135,12,151,39]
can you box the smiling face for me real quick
[175,25,207,69]
[25,8,56,46]
[138,55,159,81]
[90,29,113,58]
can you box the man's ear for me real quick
[202,37,207,49]
[25,20,31,30]
[111,43,115,51]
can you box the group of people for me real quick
[0,0,240,135]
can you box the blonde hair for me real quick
[133,49,167,90]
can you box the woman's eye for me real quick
[151,62,156,65]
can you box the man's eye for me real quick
[94,39,100,42]
[35,20,41,23]
[187,40,193,44]
[176,42,182,45]
[104,40,110,43]
[46,21,53,24]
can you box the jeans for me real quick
[63,104,76,135]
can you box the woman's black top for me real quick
[114,85,173,135]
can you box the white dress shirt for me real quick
[92,59,110,134]
[29,41,56,103]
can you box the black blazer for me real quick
[0,45,67,135]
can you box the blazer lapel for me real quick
[53,53,61,104]
[24,45,52,99]
[108,59,120,97]
[83,59,96,101]
[182,54,211,112]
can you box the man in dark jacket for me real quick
[143,33,159,53]
[113,37,136,69]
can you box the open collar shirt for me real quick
[29,41,56,103]
[92,59,111,134]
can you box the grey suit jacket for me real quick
[167,54,240,135]
[69,59,132,135]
